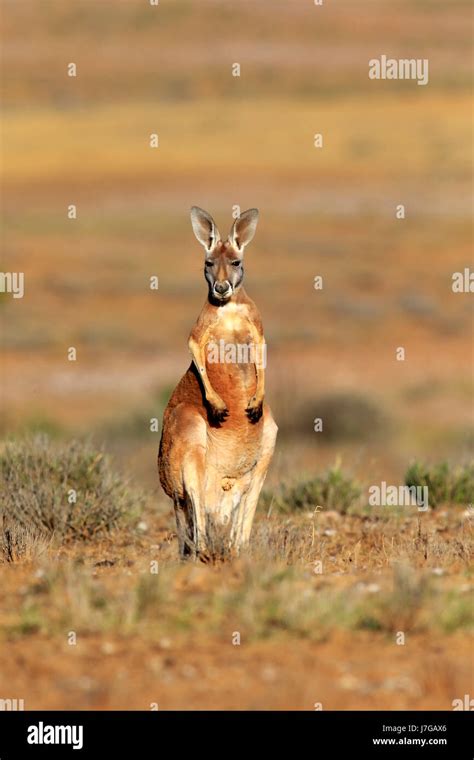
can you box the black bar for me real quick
[0,710,472,757]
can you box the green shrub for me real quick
[404,461,474,508]
[261,463,362,514]
[0,435,143,543]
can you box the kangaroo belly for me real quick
[206,415,263,479]
[206,358,257,411]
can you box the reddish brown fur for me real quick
[159,287,264,501]
[158,208,277,558]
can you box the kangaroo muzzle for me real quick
[214,280,232,298]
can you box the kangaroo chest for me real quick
[205,303,259,406]
[209,302,253,343]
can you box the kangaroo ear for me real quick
[190,207,221,253]
[228,208,259,253]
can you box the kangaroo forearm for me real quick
[255,370,265,401]
[188,336,218,402]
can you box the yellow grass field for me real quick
[3,96,471,183]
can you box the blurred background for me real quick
[1,0,472,498]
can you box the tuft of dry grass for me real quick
[0,523,51,564]
[0,435,144,547]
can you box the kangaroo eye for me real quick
[231,260,241,267]
[205,260,214,267]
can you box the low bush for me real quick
[260,463,362,514]
[404,461,474,508]
[0,435,143,548]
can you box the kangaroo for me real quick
[158,207,278,559]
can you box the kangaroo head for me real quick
[190,206,259,304]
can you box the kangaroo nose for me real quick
[215,281,230,294]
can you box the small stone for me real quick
[366,583,381,594]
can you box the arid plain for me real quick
[1,1,472,709]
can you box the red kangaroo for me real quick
[158,207,278,558]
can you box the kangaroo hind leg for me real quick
[232,409,278,550]
[165,403,208,559]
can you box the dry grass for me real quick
[1,502,471,642]
[0,435,144,544]
[0,523,51,565]
[0,474,471,708]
